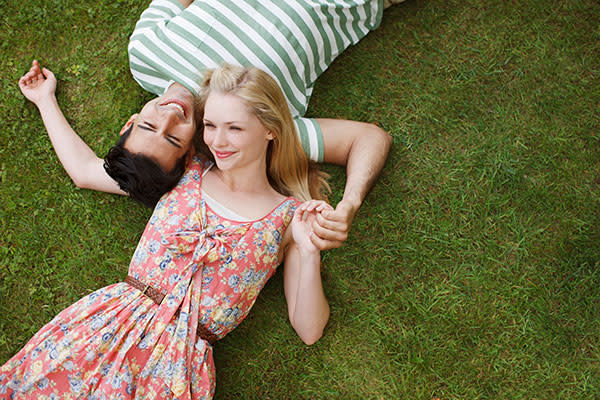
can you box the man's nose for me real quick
[157,108,179,134]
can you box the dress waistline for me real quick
[125,276,219,345]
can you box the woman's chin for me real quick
[214,158,234,170]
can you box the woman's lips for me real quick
[215,151,235,159]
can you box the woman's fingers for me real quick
[299,200,333,222]
[299,200,331,212]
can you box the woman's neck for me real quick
[214,159,273,195]
[203,158,286,220]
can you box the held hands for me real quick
[291,200,334,255]
[18,60,57,106]
[310,199,359,251]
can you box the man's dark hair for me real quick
[103,125,187,208]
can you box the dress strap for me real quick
[201,161,214,177]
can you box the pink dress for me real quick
[0,156,299,399]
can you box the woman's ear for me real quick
[265,130,274,140]
[120,114,138,136]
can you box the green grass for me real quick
[1,0,599,398]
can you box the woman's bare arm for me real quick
[283,201,331,345]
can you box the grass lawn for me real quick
[1,0,599,398]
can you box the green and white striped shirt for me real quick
[128,0,383,161]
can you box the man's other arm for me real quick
[312,118,392,250]
[19,61,125,195]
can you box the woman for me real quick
[0,64,331,399]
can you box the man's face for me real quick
[123,83,197,171]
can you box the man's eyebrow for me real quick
[138,124,154,132]
[164,135,182,148]
[138,124,181,148]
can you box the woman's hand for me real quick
[18,60,57,106]
[285,200,332,344]
[291,200,333,254]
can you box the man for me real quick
[19,0,400,249]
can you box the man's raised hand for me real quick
[18,60,56,105]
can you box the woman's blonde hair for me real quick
[199,64,329,202]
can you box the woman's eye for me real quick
[230,126,241,131]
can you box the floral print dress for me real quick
[0,156,299,399]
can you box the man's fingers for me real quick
[28,65,39,78]
[315,211,347,232]
[320,209,350,223]
[22,70,39,85]
[311,220,348,242]
[19,76,32,87]
[310,232,342,251]
[42,68,54,79]
[23,70,35,82]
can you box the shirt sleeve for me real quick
[293,117,324,163]
[128,0,187,96]
[130,0,185,37]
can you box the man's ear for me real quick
[120,114,138,136]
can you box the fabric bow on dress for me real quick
[141,200,246,398]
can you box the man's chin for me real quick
[164,82,195,102]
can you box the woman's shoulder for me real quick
[175,153,213,182]
[190,153,214,172]
[271,196,301,225]
[152,154,210,210]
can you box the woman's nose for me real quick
[212,128,227,146]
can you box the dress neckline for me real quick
[199,160,295,224]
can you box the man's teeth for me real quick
[167,102,185,115]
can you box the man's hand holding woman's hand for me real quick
[18,60,57,106]
[310,199,359,251]
[291,200,334,254]
[292,199,359,252]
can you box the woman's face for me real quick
[203,92,273,171]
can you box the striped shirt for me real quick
[128,0,383,161]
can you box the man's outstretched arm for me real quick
[312,118,392,250]
[19,60,125,195]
